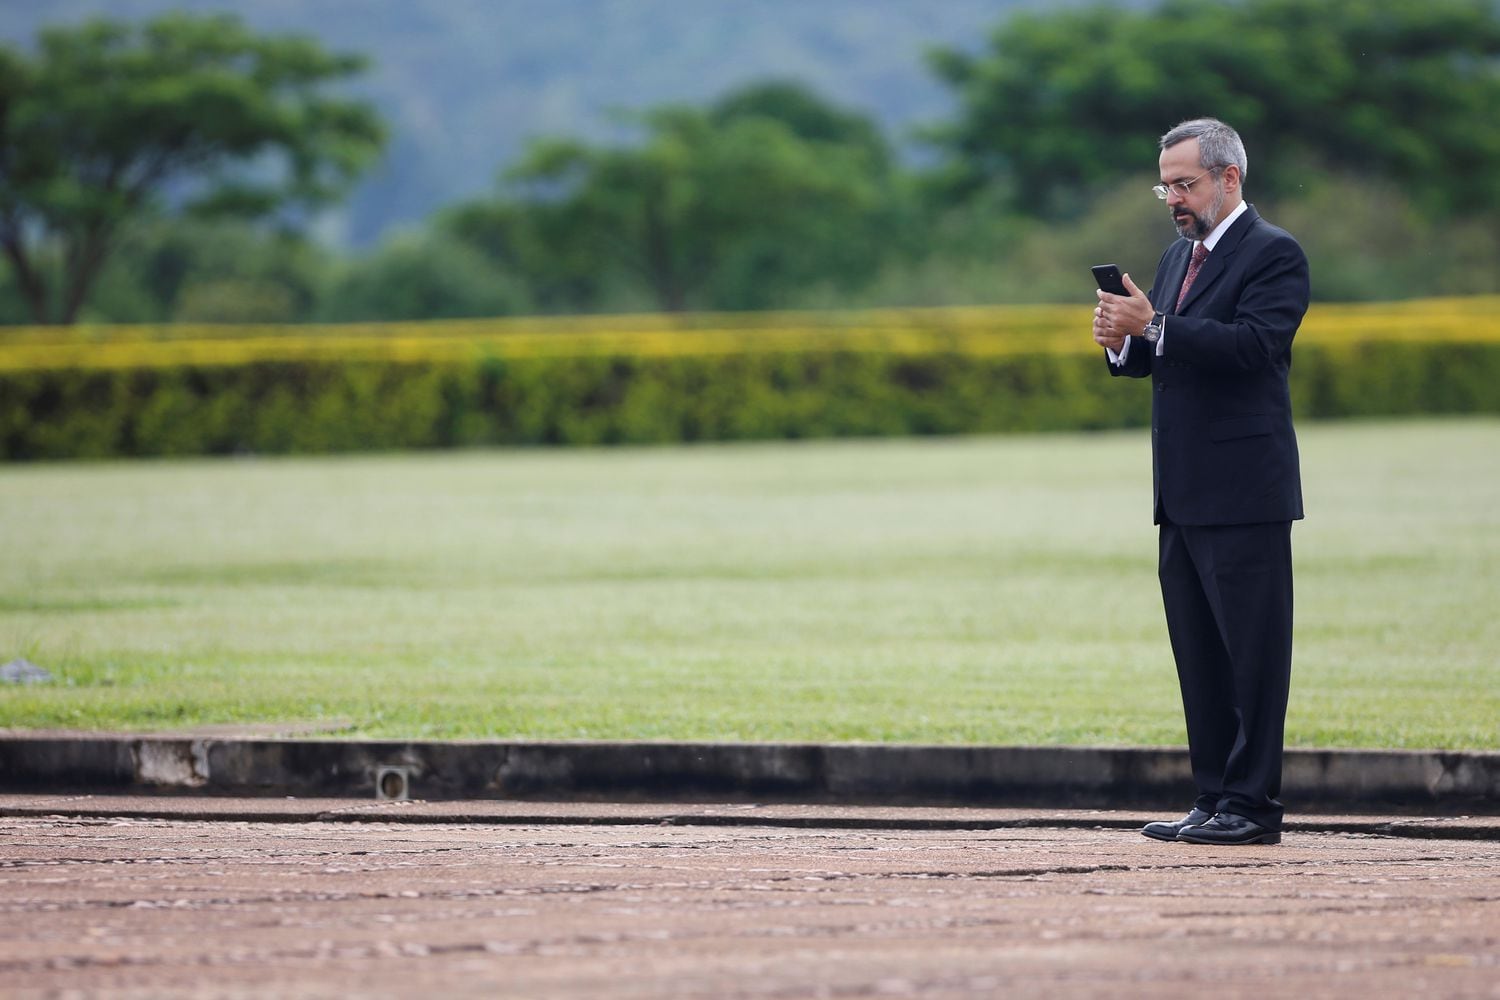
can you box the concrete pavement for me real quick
[2,796,1497,998]
[4,732,1497,996]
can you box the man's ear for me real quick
[1221,164,1242,194]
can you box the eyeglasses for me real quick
[1152,168,1220,200]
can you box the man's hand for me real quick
[1093,272,1155,353]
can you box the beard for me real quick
[1172,181,1227,240]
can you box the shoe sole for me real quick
[1174,831,1281,845]
[1140,826,1182,842]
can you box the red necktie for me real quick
[1175,242,1209,313]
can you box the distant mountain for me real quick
[1,0,1061,246]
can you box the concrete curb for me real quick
[2,735,1497,814]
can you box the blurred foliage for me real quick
[3,1,1500,325]
[2,298,1497,458]
[82,217,334,324]
[821,174,1500,309]
[440,80,911,314]
[924,0,1500,218]
[0,12,383,324]
[7,0,1024,246]
[1269,174,1500,301]
[316,233,533,322]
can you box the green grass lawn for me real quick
[2,417,1496,749]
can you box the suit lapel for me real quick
[1176,205,1260,314]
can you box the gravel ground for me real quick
[1,798,1497,999]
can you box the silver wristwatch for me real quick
[1142,312,1164,343]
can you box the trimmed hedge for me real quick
[2,300,1497,459]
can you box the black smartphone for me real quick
[1091,264,1128,296]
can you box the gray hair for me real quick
[1160,118,1248,182]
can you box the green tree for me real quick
[319,233,532,322]
[0,13,384,324]
[925,0,1500,218]
[710,80,893,172]
[449,82,902,314]
[440,197,616,314]
[82,216,333,324]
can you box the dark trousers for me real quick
[1158,519,1294,831]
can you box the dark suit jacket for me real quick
[1109,205,1310,526]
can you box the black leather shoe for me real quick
[1141,807,1214,842]
[1175,812,1281,845]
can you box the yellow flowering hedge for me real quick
[1,299,1497,458]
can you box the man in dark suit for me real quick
[1092,118,1309,846]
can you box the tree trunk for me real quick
[59,225,114,325]
[642,199,685,313]
[0,230,52,323]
